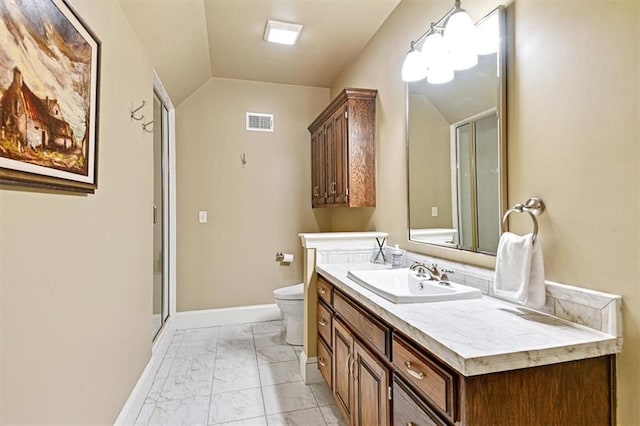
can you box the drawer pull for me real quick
[406,423,415,426]
[346,353,353,377]
[404,361,425,380]
[318,318,327,327]
[318,287,326,294]
[318,357,327,367]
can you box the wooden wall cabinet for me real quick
[316,273,615,426]
[308,88,377,208]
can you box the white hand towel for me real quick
[493,232,546,308]
[527,237,546,308]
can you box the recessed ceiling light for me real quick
[263,19,303,45]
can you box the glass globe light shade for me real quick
[401,48,428,82]
[444,9,478,70]
[421,32,453,84]
[421,32,447,66]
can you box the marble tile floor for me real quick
[135,320,346,426]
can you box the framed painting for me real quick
[0,0,100,193]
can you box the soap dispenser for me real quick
[391,245,403,269]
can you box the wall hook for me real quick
[240,153,247,168]
[142,120,154,134]
[130,101,145,121]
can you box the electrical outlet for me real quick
[198,211,208,223]
[431,207,438,217]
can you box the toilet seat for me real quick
[273,283,304,300]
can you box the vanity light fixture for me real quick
[401,0,489,83]
[263,19,303,45]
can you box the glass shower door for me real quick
[454,112,499,253]
[152,92,169,339]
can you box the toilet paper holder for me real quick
[275,252,294,262]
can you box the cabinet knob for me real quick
[404,361,425,380]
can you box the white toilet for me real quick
[273,283,304,345]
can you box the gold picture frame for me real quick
[0,0,100,193]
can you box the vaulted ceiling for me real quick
[120,0,401,106]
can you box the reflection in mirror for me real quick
[407,6,505,254]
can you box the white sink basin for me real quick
[347,268,482,303]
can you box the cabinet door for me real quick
[331,105,348,205]
[311,127,326,206]
[333,319,354,423]
[324,117,336,204]
[353,340,389,426]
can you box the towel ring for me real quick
[502,197,546,242]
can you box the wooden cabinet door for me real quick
[333,318,354,423]
[331,105,348,205]
[324,117,336,204]
[311,127,326,207]
[353,340,389,426]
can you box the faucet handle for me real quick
[439,269,454,283]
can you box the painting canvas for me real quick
[0,0,100,193]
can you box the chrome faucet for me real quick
[410,262,440,280]
[410,262,453,282]
[409,262,429,278]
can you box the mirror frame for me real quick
[405,5,508,255]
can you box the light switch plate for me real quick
[431,207,438,217]
[198,211,208,223]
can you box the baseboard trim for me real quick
[114,318,176,426]
[175,304,282,329]
[300,351,324,384]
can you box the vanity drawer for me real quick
[392,335,457,421]
[317,275,333,306]
[317,301,332,348]
[317,337,332,389]
[334,290,389,357]
[393,376,447,426]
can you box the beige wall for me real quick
[176,78,329,311]
[330,0,639,424]
[408,93,452,229]
[0,1,154,424]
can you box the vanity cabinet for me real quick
[315,273,615,426]
[333,312,390,425]
[308,88,377,208]
[317,275,391,426]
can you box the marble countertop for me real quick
[317,263,620,377]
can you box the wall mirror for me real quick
[406,6,506,255]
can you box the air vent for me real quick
[246,112,274,132]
